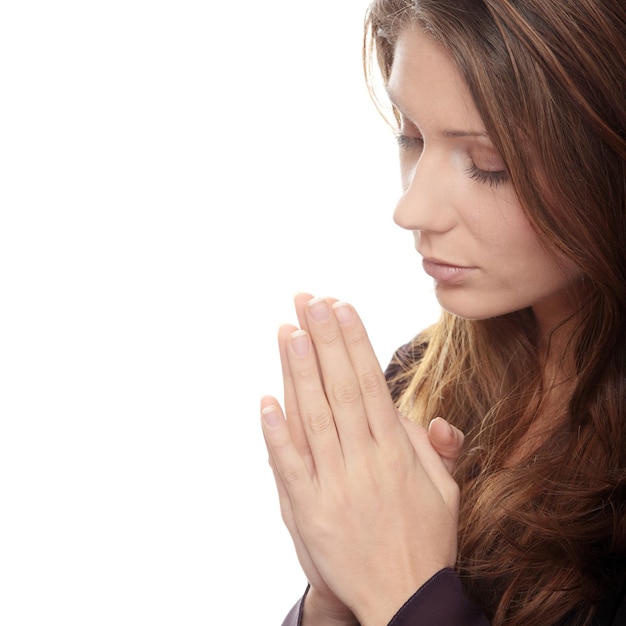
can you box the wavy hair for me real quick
[364,0,626,623]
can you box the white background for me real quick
[0,1,440,623]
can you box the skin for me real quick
[389,27,581,332]
[261,293,462,626]
[262,24,583,626]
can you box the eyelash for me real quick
[395,133,509,188]
[396,133,423,150]
[465,164,509,188]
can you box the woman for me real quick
[261,0,626,624]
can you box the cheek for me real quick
[503,229,580,293]
[473,194,539,253]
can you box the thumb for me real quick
[428,417,465,474]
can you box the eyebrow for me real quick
[442,129,490,139]
[386,86,491,140]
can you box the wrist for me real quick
[303,586,359,626]
[353,566,450,626]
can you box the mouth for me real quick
[421,257,477,283]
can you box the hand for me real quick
[263,295,357,625]
[263,410,464,626]
[261,295,461,626]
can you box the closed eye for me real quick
[466,163,509,187]
[396,133,424,151]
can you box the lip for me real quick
[422,257,477,283]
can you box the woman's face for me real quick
[388,26,581,327]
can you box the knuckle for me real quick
[307,409,334,435]
[317,327,340,346]
[359,370,385,398]
[294,363,319,380]
[265,427,292,451]
[343,325,368,348]
[281,464,304,487]
[331,377,361,406]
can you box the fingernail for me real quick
[429,416,443,429]
[308,297,330,322]
[291,329,310,356]
[262,406,281,427]
[332,301,353,325]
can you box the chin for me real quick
[436,295,522,321]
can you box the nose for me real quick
[393,152,454,233]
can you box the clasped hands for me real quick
[261,294,464,626]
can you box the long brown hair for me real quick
[364,1,626,623]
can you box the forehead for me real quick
[386,26,484,133]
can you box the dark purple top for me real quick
[281,569,489,626]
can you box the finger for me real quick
[265,434,296,528]
[262,406,324,589]
[428,417,465,475]
[302,296,373,456]
[279,293,340,473]
[400,416,461,512]
[283,325,344,479]
[329,301,403,445]
[294,292,315,331]
[260,397,317,510]
[278,324,315,474]
[294,292,339,331]
[263,441,340,606]
[265,441,302,542]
